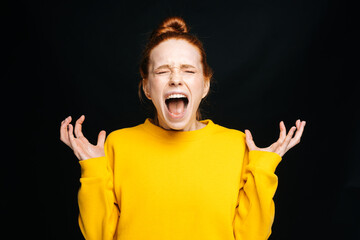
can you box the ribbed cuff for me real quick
[248,150,282,173]
[79,156,108,178]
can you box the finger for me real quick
[245,129,258,151]
[97,130,106,147]
[278,121,287,143]
[267,121,290,152]
[75,115,85,138]
[278,126,297,154]
[68,123,76,148]
[273,121,286,148]
[60,116,72,146]
[287,120,306,149]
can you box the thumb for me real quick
[97,130,106,147]
[245,129,257,151]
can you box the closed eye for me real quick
[156,71,169,74]
[185,70,195,74]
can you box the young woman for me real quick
[60,17,306,240]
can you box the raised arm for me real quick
[234,120,306,239]
[60,115,119,239]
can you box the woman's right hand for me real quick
[60,115,106,161]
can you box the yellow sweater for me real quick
[78,119,282,240]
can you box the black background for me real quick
[4,0,358,239]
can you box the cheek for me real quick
[147,77,165,101]
[189,76,206,98]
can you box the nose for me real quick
[169,71,183,87]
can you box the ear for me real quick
[142,78,152,100]
[202,79,210,99]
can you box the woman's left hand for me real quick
[245,120,306,157]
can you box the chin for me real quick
[164,119,190,131]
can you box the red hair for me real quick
[139,16,213,121]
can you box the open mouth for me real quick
[165,93,189,118]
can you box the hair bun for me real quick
[153,17,188,37]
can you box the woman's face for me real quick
[143,39,209,131]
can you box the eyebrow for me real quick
[154,64,197,70]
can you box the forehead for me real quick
[149,39,202,69]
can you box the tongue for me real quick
[168,99,185,115]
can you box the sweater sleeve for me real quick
[77,135,120,240]
[233,150,282,240]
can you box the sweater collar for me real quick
[141,118,215,142]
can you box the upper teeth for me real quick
[167,94,187,99]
